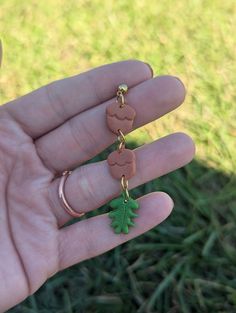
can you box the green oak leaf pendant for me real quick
[108,194,139,234]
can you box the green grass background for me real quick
[1,0,236,312]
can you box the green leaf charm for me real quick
[108,194,139,234]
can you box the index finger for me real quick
[3,60,153,138]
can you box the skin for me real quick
[0,60,195,311]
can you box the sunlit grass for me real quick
[1,0,236,312]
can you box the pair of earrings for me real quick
[106,84,139,234]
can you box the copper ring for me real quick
[58,170,85,218]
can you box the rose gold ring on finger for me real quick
[58,170,85,218]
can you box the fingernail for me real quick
[173,76,186,93]
[145,62,154,77]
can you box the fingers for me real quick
[36,75,186,172]
[58,191,173,270]
[4,60,152,138]
[48,132,195,227]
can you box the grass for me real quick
[0,0,236,312]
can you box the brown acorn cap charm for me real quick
[106,84,136,135]
[107,148,136,180]
[106,102,136,135]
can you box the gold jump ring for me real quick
[121,175,130,202]
[117,129,126,152]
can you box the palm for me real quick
[0,114,58,307]
[0,60,194,311]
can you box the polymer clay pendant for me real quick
[106,84,139,234]
[106,100,136,134]
[107,149,136,180]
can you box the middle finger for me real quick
[36,75,185,173]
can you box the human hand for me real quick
[0,60,195,311]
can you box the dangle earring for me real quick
[106,84,139,234]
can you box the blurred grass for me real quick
[0,0,236,312]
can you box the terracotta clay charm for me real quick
[107,148,136,180]
[106,101,136,135]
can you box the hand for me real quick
[0,60,195,311]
